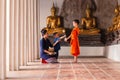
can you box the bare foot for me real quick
[74,61,77,63]
[72,61,77,63]
[73,56,78,63]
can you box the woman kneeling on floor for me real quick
[40,29,57,63]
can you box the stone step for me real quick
[6,70,44,79]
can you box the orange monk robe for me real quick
[70,27,80,56]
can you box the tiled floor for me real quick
[6,58,120,80]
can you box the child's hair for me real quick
[41,29,47,36]
[73,19,80,25]
[53,32,58,36]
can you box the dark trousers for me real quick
[55,51,59,59]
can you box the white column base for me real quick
[105,44,120,61]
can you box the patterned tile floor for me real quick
[6,58,120,80]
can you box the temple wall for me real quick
[40,0,120,29]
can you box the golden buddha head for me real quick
[51,3,56,16]
[86,4,91,18]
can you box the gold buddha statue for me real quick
[45,3,65,35]
[107,3,120,32]
[80,4,100,35]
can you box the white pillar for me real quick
[36,0,40,59]
[19,0,24,66]
[27,0,32,62]
[14,0,19,71]
[0,0,6,79]
[9,0,15,71]
[6,0,10,72]
[33,0,38,60]
[26,0,29,64]
[30,0,34,62]
[23,0,27,66]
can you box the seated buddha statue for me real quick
[45,3,65,35]
[107,4,120,32]
[80,5,100,35]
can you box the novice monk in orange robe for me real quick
[65,19,80,63]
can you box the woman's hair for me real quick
[41,29,47,36]
[73,19,80,25]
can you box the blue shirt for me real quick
[40,38,54,60]
[54,38,61,52]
